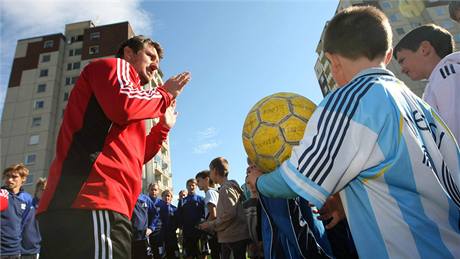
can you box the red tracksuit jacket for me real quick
[38,58,172,218]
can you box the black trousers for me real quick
[38,209,132,259]
[221,239,248,259]
[132,239,153,259]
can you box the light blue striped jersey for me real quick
[279,67,460,259]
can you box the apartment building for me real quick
[1,21,173,193]
[315,0,460,97]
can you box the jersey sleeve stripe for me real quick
[439,68,446,79]
[442,161,460,207]
[115,58,163,100]
[297,76,369,173]
[444,66,451,76]
[298,76,374,184]
[316,80,375,185]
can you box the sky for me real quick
[0,0,338,199]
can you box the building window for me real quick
[410,22,422,28]
[64,92,69,101]
[72,76,78,84]
[37,84,46,93]
[43,40,54,48]
[455,34,460,42]
[90,32,101,40]
[39,69,48,77]
[42,54,50,62]
[69,49,74,56]
[381,1,392,9]
[75,48,82,55]
[68,35,83,44]
[32,117,41,127]
[435,7,446,16]
[89,45,100,55]
[67,63,72,70]
[25,154,37,165]
[389,13,401,22]
[25,174,34,185]
[29,135,40,145]
[34,100,44,110]
[73,62,80,70]
[442,20,454,29]
[396,28,405,35]
[65,77,71,85]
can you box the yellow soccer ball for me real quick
[242,92,316,172]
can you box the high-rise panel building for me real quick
[1,21,173,193]
[315,0,460,97]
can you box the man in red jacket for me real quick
[37,35,190,259]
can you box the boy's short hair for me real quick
[195,170,215,186]
[394,24,454,60]
[116,35,163,59]
[195,170,210,179]
[186,178,197,185]
[209,157,229,177]
[323,6,392,61]
[162,189,172,197]
[3,163,29,179]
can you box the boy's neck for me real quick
[341,57,387,86]
[425,55,442,79]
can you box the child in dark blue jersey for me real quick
[177,179,205,259]
[159,190,180,259]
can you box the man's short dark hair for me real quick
[116,35,163,59]
[323,6,392,61]
[393,24,454,60]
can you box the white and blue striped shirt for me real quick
[260,67,460,258]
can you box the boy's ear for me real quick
[419,41,434,57]
[325,52,340,70]
[384,48,393,65]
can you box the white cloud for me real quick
[193,142,218,154]
[0,0,153,116]
[197,127,218,140]
[192,127,219,154]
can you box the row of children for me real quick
[0,163,46,259]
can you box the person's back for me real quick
[214,180,249,243]
[248,6,460,259]
[318,67,460,257]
